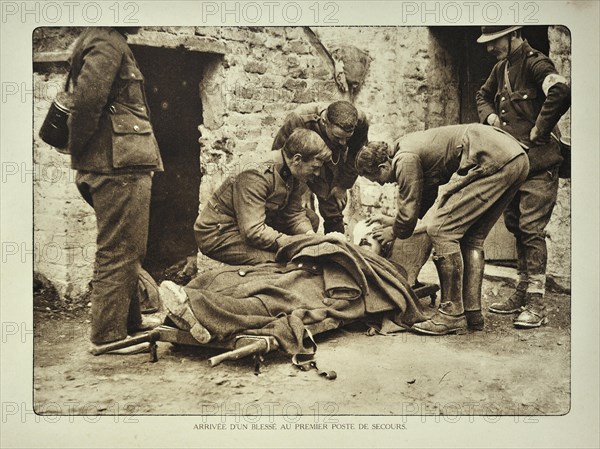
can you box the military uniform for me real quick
[389,124,528,252]
[389,124,529,336]
[194,151,316,265]
[476,40,570,298]
[272,103,369,233]
[67,28,163,345]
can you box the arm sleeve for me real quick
[68,37,122,155]
[232,170,284,250]
[476,67,499,124]
[338,113,369,189]
[281,181,313,235]
[271,113,305,151]
[529,58,571,136]
[392,153,424,240]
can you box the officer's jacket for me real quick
[195,150,314,251]
[390,124,525,239]
[67,28,163,173]
[271,103,369,198]
[476,40,570,173]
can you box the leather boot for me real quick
[412,252,467,335]
[513,292,548,328]
[489,281,527,314]
[462,246,485,331]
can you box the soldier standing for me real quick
[68,27,164,354]
[476,26,571,328]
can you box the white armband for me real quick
[542,74,569,96]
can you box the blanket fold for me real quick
[174,235,426,355]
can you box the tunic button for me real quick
[501,96,506,101]
[238,270,246,277]
[523,94,528,99]
[131,73,136,78]
[133,125,140,131]
[298,263,303,268]
[501,109,506,114]
[502,122,507,126]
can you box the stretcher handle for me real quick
[89,329,161,355]
[208,337,277,367]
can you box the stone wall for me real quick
[33,25,570,299]
[33,71,95,298]
[546,25,571,288]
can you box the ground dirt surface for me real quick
[33,266,570,418]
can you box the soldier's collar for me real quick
[507,39,528,65]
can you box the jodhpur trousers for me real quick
[76,171,152,344]
[427,154,529,256]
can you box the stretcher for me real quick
[91,283,439,369]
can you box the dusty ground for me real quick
[33,264,570,418]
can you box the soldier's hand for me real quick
[330,187,348,211]
[530,126,551,144]
[366,214,394,227]
[487,113,501,128]
[371,226,395,247]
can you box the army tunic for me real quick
[388,124,528,255]
[476,40,570,174]
[195,150,315,265]
[68,27,163,173]
[271,103,369,231]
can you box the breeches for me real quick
[427,155,529,256]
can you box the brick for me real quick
[283,40,311,55]
[282,79,307,91]
[244,60,268,74]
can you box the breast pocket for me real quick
[510,88,538,118]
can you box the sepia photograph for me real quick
[2,1,599,448]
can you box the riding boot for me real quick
[462,246,485,331]
[412,252,467,335]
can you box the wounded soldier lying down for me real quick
[159,234,428,356]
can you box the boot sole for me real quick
[488,307,521,314]
[411,326,468,336]
[514,317,548,328]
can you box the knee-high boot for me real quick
[412,252,467,335]
[462,246,485,330]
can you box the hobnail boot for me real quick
[489,282,527,314]
[513,293,548,328]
